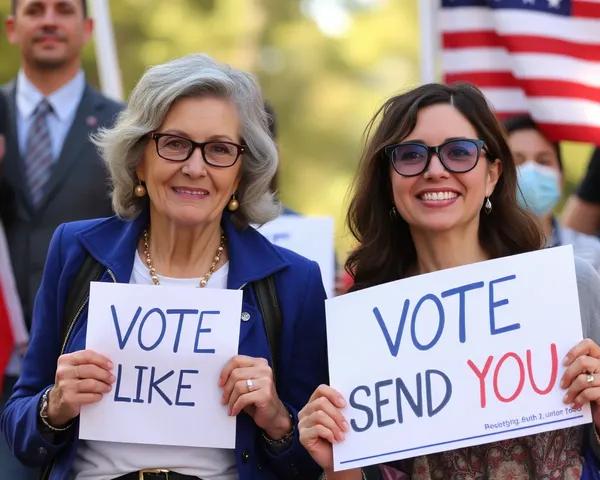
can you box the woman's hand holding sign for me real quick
[562,338,600,427]
[298,385,351,474]
[219,355,293,440]
[47,350,115,427]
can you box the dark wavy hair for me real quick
[346,82,545,291]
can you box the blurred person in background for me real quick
[0,0,122,476]
[562,148,600,236]
[1,53,327,480]
[504,115,600,272]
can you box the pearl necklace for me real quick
[142,229,226,288]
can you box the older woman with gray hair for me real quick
[1,54,328,480]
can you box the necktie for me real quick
[24,98,53,207]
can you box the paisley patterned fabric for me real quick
[392,428,584,480]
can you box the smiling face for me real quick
[390,103,501,234]
[6,0,92,70]
[136,96,243,229]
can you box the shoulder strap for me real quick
[62,254,105,343]
[253,275,282,384]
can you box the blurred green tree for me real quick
[0,0,592,259]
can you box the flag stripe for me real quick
[443,50,600,88]
[480,92,600,127]
[446,73,600,104]
[440,8,600,41]
[574,0,600,17]
[536,123,600,143]
[443,31,600,61]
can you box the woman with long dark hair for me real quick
[298,83,600,480]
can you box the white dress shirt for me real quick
[16,68,86,161]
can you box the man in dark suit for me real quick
[0,0,123,475]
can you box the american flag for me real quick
[0,224,27,395]
[440,0,600,143]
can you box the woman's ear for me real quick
[486,158,502,196]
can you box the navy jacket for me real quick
[1,210,328,480]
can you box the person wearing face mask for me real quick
[504,115,600,272]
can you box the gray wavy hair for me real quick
[93,53,281,227]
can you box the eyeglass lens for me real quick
[390,139,480,176]
[156,135,239,166]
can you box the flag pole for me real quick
[418,0,440,84]
[89,0,124,102]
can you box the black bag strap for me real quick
[62,254,105,342]
[252,275,282,383]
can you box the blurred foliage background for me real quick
[0,0,594,261]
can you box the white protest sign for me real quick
[80,283,243,449]
[257,216,335,297]
[326,245,592,471]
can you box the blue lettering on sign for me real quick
[113,364,131,403]
[167,309,199,353]
[349,385,373,432]
[441,281,484,343]
[148,367,174,405]
[111,305,142,350]
[489,275,520,336]
[426,369,452,416]
[133,365,148,403]
[396,374,423,423]
[372,301,410,357]
[410,294,444,351]
[138,308,167,351]
[107,306,229,408]
[175,370,199,407]
[373,275,517,357]
[375,379,395,428]
[194,311,219,354]
[347,371,453,433]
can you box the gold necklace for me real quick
[142,229,226,288]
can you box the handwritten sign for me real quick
[80,283,243,448]
[257,216,336,297]
[326,245,591,471]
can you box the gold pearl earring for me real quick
[135,181,147,197]
[228,194,239,211]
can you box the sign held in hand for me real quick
[80,283,243,449]
[326,245,591,471]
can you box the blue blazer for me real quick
[1,210,328,480]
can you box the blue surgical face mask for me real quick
[516,162,561,216]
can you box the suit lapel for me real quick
[1,82,33,215]
[40,84,100,207]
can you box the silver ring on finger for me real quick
[246,378,254,393]
[587,372,595,385]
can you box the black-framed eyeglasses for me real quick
[384,138,487,177]
[150,133,245,168]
